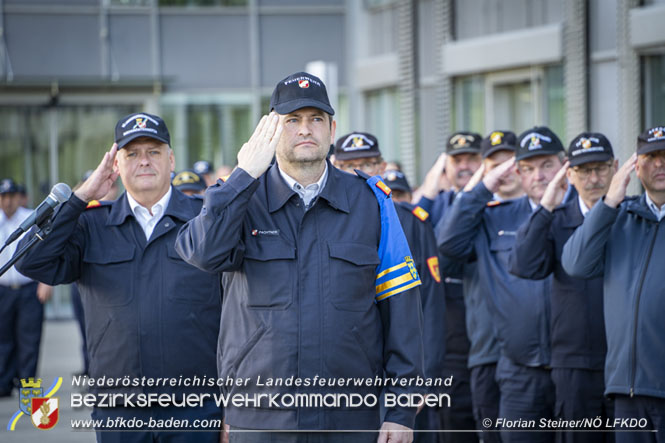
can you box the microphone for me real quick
[3,183,72,247]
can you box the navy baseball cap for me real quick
[568,132,614,167]
[481,130,517,158]
[172,170,206,194]
[516,126,564,161]
[193,160,213,175]
[0,178,18,194]
[270,72,334,116]
[383,170,411,193]
[637,126,665,155]
[446,132,482,156]
[114,112,170,149]
[334,132,381,161]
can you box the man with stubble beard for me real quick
[414,133,483,442]
[438,127,567,443]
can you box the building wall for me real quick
[347,0,665,184]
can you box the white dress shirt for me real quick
[0,206,34,287]
[126,187,172,240]
[578,196,591,218]
[278,163,328,207]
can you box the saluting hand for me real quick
[377,421,413,443]
[540,161,569,212]
[237,112,283,179]
[74,143,119,203]
[482,157,516,193]
[604,153,637,208]
[463,163,486,192]
[419,153,450,199]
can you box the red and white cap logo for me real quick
[298,80,310,88]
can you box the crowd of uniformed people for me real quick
[1,71,664,443]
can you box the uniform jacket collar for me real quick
[266,160,349,214]
[626,193,660,222]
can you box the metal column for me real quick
[397,0,418,183]
[563,0,588,141]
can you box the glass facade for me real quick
[365,87,401,162]
[452,65,564,138]
[0,105,137,207]
[643,54,665,128]
[161,102,252,172]
[452,75,485,134]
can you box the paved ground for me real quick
[0,320,96,442]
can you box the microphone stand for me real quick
[0,222,53,278]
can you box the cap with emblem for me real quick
[172,170,206,194]
[114,112,170,149]
[481,130,517,158]
[567,132,614,167]
[193,160,213,175]
[637,126,665,155]
[382,170,411,193]
[446,132,482,156]
[515,126,564,161]
[270,72,334,116]
[0,178,18,194]
[334,132,381,161]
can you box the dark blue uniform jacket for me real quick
[438,183,551,367]
[175,164,424,431]
[395,202,446,380]
[509,199,606,370]
[562,195,665,399]
[15,188,221,394]
[421,191,471,364]
[439,250,500,369]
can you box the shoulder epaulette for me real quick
[375,180,392,196]
[85,200,110,209]
[487,200,501,207]
[411,205,429,222]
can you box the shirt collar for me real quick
[278,162,328,206]
[126,186,172,220]
[578,195,591,218]
[528,198,538,212]
[278,163,328,192]
[645,192,665,221]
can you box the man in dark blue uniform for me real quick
[0,178,52,397]
[173,169,207,196]
[562,127,665,442]
[332,132,447,442]
[193,160,216,187]
[509,132,616,443]
[417,133,482,442]
[16,113,223,443]
[175,73,424,443]
[442,130,523,443]
[438,127,566,443]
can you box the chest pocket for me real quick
[166,243,215,304]
[489,232,516,252]
[242,239,296,309]
[328,242,380,312]
[82,245,136,307]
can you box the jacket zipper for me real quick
[629,222,659,397]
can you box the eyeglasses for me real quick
[572,162,613,179]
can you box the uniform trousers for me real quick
[0,282,42,395]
